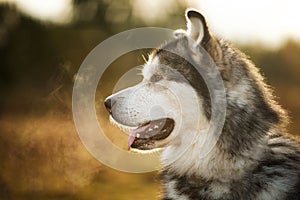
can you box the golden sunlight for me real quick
[133,0,300,47]
[10,0,73,24]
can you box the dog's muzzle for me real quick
[104,97,175,150]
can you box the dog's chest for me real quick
[161,172,231,200]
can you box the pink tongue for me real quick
[128,131,137,150]
[128,123,151,150]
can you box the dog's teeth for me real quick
[154,125,159,129]
[149,128,153,131]
[136,133,140,138]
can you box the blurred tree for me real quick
[241,40,300,134]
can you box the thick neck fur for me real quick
[161,37,287,181]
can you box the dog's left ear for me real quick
[185,9,211,46]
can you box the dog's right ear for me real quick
[185,9,211,46]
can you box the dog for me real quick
[104,9,300,200]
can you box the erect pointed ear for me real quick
[185,9,211,46]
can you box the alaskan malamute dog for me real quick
[104,9,300,200]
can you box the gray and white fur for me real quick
[105,9,300,200]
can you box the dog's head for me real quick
[104,9,216,151]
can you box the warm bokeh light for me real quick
[3,0,300,46]
[133,0,300,47]
[8,0,73,24]
[197,0,300,47]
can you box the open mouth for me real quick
[128,118,175,150]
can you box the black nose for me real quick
[104,98,112,113]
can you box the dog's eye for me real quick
[150,74,163,82]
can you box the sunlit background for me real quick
[0,0,300,199]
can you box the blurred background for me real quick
[0,0,300,199]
